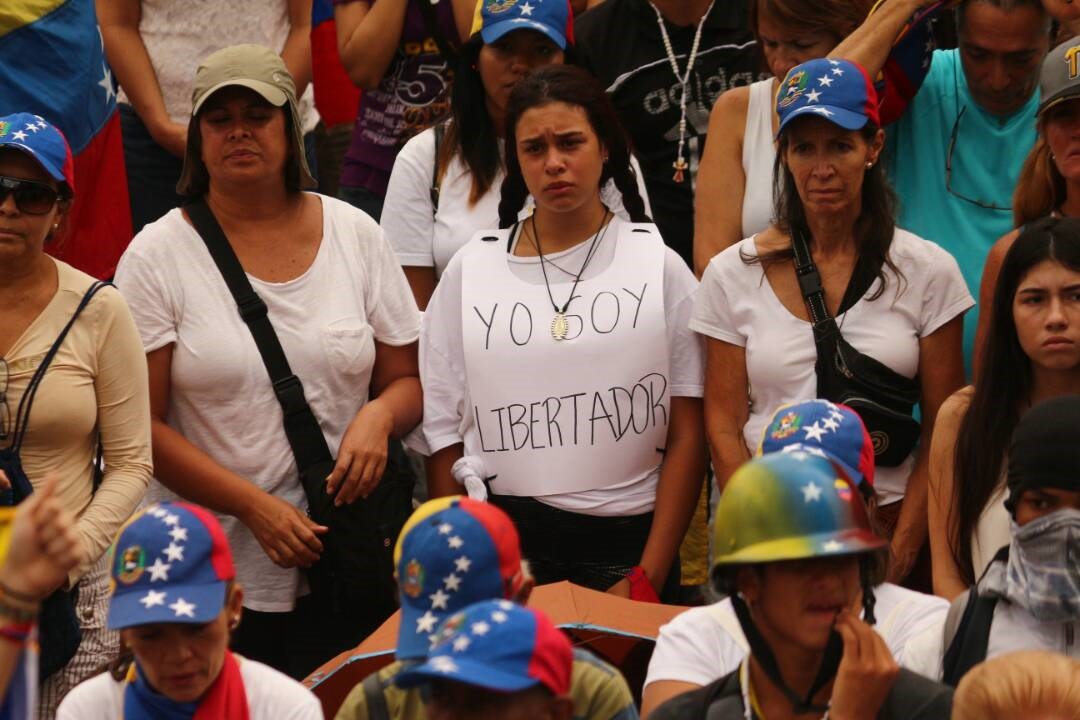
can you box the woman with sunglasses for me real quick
[694,59,971,588]
[0,113,152,715]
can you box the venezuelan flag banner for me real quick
[0,508,35,720]
[870,0,954,125]
[0,0,132,279]
[311,0,360,128]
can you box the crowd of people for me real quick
[2,0,1080,717]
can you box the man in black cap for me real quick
[929,396,1080,685]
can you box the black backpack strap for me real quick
[790,230,842,345]
[185,199,333,474]
[361,671,391,720]
[430,122,446,216]
[10,280,111,452]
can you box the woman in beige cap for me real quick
[113,44,423,679]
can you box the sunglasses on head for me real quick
[0,175,62,215]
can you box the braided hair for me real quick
[497,65,650,228]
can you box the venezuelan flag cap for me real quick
[775,58,880,137]
[0,113,75,194]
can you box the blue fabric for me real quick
[886,49,1038,376]
[123,664,197,720]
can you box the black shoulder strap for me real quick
[361,671,391,720]
[790,230,842,345]
[11,280,111,452]
[416,0,458,65]
[185,199,333,473]
[431,122,446,215]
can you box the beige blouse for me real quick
[5,259,152,585]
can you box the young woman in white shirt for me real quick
[693,58,972,587]
[421,65,705,601]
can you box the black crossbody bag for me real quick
[791,231,921,467]
[185,200,411,618]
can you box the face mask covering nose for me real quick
[1005,508,1080,623]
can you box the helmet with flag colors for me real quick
[712,452,885,571]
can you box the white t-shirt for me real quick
[118,0,318,131]
[56,657,323,719]
[382,126,653,277]
[644,583,950,689]
[421,215,703,515]
[114,196,421,612]
[690,230,974,504]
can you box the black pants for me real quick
[490,495,680,602]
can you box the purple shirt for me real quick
[336,0,456,195]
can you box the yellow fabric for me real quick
[392,496,463,568]
[0,508,15,566]
[0,0,66,39]
[679,483,710,587]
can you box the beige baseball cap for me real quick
[177,44,315,195]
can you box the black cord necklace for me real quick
[530,208,611,340]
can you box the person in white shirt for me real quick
[114,45,422,678]
[422,64,705,602]
[694,58,972,587]
[641,400,949,716]
[57,502,323,720]
[382,0,649,310]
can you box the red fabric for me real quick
[311,20,361,128]
[193,652,249,720]
[47,111,132,280]
[181,504,237,582]
[627,566,659,603]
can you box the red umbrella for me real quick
[303,581,689,717]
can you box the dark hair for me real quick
[955,0,1050,33]
[748,0,870,46]
[951,216,1080,583]
[745,119,900,300]
[181,104,304,199]
[439,35,579,206]
[496,65,650,228]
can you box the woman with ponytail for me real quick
[974,37,1080,366]
[420,64,704,602]
[380,0,648,309]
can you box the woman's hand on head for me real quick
[325,400,394,505]
[239,491,327,569]
[0,475,82,600]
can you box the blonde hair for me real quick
[1013,131,1068,227]
[953,651,1080,720]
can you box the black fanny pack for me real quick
[792,231,920,467]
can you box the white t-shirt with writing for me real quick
[383,126,652,277]
[644,583,950,689]
[690,230,973,504]
[421,215,703,515]
[114,196,421,612]
[57,657,323,720]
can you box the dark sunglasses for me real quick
[0,175,62,215]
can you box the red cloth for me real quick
[193,652,249,720]
[311,19,361,128]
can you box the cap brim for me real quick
[0,141,65,183]
[481,19,567,50]
[395,655,543,693]
[107,581,227,630]
[1039,87,1080,117]
[713,529,887,566]
[191,79,288,116]
[778,105,868,136]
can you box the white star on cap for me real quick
[437,523,453,535]
[802,482,823,503]
[163,513,180,526]
[817,75,833,87]
[169,598,196,618]
[809,107,835,117]
[831,67,844,76]
[452,635,472,652]
[519,1,535,14]
[417,610,439,633]
[447,535,464,549]
[25,123,39,133]
[491,610,508,623]
[430,589,450,609]
[803,421,827,441]
[498,600,514,611]
[444,573,462,592]
[823,540,844,552]
[454,556,472,573]
[431,656,458,674]
[148,506,167,518]
[821,416,840,432]
[35,121,47,130]
[471,621,490,636]
[164,542,185,562]
[169,526,188,542]
[147,558,171,582]
[806,89,821,103]
[140,590,166,609]
[829,410,845,422]
[11,130,27,141]
[828,59,840,66]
